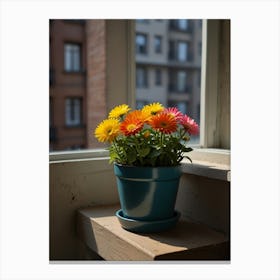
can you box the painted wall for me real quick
[49,158,230,260]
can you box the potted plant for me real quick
[94,103,199,233]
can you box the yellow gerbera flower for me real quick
[108,104,131,119]
[142,102,164,116]
[94,118,120,143]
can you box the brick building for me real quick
[49,20,107,150]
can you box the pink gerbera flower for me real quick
[180,115,199,135]
[163,107,184,122]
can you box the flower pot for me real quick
[114,163,182,232]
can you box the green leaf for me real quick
[185,156,192,163]
[127,149,137,164]
[148,149,162,158]
[139,147,150,157]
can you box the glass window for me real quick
[136,67,148,88]
[155,69,162,85]
[177,41,188,61]
[65,98,82,126]
[64,43,81,72]
[154,36,162,53]
[177,71,187,92]
[177,19,188,30]
[136,33,148,54]
[169,40,176,60]
[50,19,203,151]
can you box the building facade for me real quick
[135,19,202,123]
[49,20,87,151]
[49,19,202,151]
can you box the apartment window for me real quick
[136,33,148,54]
[155,69,162,85]
[154,36,162,53]
[136,67,148,88]
[65,98,82,126]
[64,43,81,72]
[169,40,176,60]
[177,19,188,30]
[177,41,188,61]
[177,71,187,92]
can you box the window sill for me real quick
[49,148,230,181]
[63,70,86,75]
[182,148,230,181]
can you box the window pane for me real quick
[65,98,81,126]
[64,43,81,72]
[177,71,187,92]
[136,34,147,54]
[154,36,162,53]
[178,42,188,61]
[136,67,148,88]
[178,19,188,30]
[155,69,162,85]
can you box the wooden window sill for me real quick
[77,204,229,261]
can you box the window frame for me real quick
[64,42,82,72]
[177,40,188,62]
[155,68,162,86]
[50,19,230,161]
[154,35,162,54]
[136,66,148,88]
[65,97,82,127]
[135,32,148,55]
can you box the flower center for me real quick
[127,124,137,131]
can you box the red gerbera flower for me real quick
[120,110,144,136]
[180,115,199,135]
[150,112,177,134]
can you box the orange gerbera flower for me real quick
[120,110,144,136]
[150,112,177,134]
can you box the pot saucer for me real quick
[116,209,180,233]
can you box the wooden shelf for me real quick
[77,204,229,261]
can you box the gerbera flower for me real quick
[142,102,164,116]
[94,118,120,143]
[180,115,199,135]
[108,104,131,119]
[163,107,184,122]
[150,112,177,134]
[120,110,144,136]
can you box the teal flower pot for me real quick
[114,163,182,224]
